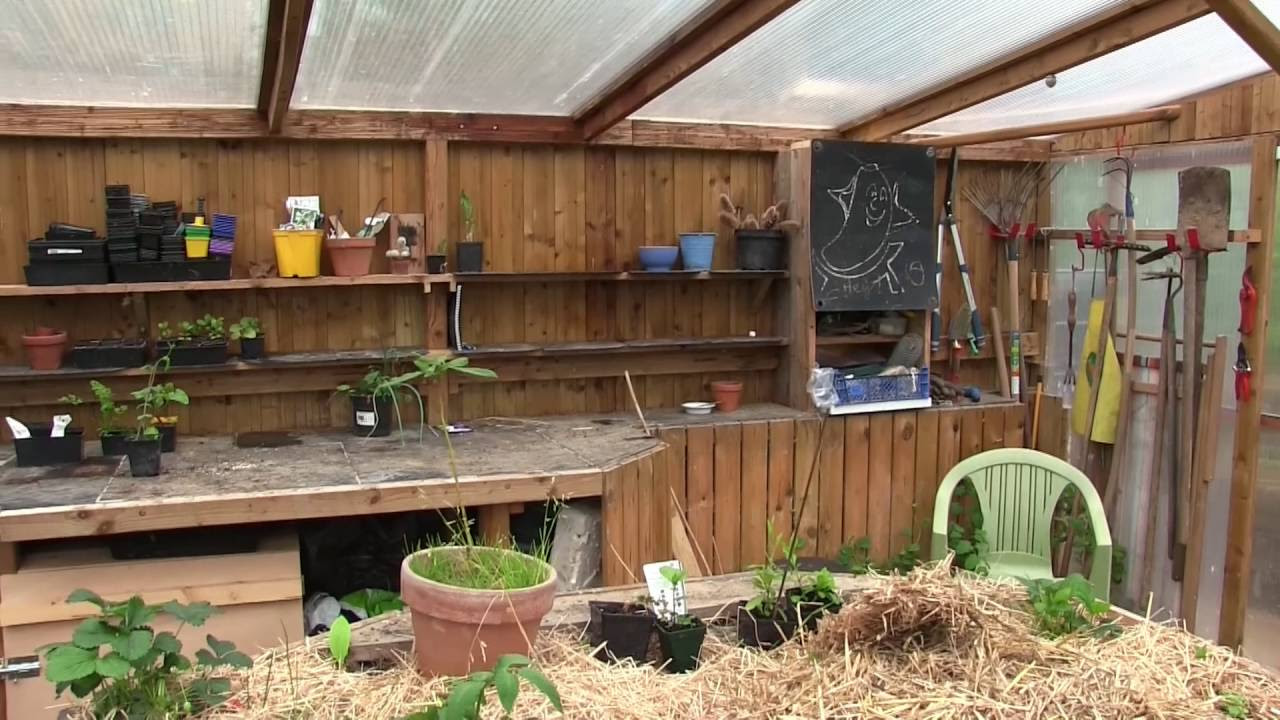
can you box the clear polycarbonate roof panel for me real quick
[0,0,269,107]
[293,0,718,114]
[635,0,1125,128]
[920,5,1280,135]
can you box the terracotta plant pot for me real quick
[325,237,376,277]
[22,327,68,370]
[389,258,415,275]
[400,546,557,677]
[711,380,743,413]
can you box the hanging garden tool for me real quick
[1236,266,1257,403]
[932,151,984,354]
[1061,240,1084,407]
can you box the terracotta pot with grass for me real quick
[400,546,557,677]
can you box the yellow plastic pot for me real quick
[185,238,209,259]
[272,230,323,278]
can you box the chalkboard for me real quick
[810,140,937,312]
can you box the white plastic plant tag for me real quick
[50,414,71,438]
[354,410,377,427]
[5,417,30,440]
[643,560,687,621]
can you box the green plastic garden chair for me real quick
[929,448,1112,600]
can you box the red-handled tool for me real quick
[1240,266,1257,336]
[1236,343,1252,402]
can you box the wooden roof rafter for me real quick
[575,0,801,140]
[259,0,315,134]
[840,0,1211,141]
[1207,0,1280,73]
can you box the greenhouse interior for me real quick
[1,0,1280,717]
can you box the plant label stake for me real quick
[4,417,30,439]
[643,560,687,620]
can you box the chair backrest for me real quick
[931,448,1112,562]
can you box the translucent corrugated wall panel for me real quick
[921,3,1280,135]
[293,0,716,114]
[636,0,1123,128]
[0,0,268,107]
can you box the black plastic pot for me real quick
[786,590,842,632]
[24,262,109,286]
[735,229,786,271]
[161,340,229,367]
[158,424,177,453]
[100,432,130,457]
[239,336,265,360]
[351,394,392,437]
[656,618,706,673]
[124,438,162,477]
[588,601,654,664]
[426,254,447,273]
[735,600,796,649]
[457,243,484,272]
[71,338,148,369]
[14,424,85,467]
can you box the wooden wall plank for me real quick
[712,423,743,573]
[601,466,626,586]
[765,418,795,556]
[634,454,655,568]
[816,416,845,558]
[685,425,715,569]
[890,411,918,554]
[842,415,870,547]
[739,421,769,567]
[867,414,894,560]
[914,410,942,554]
[793,417,820,554]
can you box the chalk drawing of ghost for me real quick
[815,155,917,296]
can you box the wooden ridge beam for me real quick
[841,0,1210,140]
[1208,0,1280,73]
[907,106,1181,148]
[576,0,801,140]
[261,0,315,133]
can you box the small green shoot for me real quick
[460,191,477,243]
[1218,691,1250,718]
[329,616,351,670]
[1023,575,1117,639]
[341,588,404,618]
[130,356,188,440]
[61,380,129,437]
[405,654,561,720]
[228,316,261,341]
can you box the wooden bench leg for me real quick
[0,542,20,720]
[476,504,512,544]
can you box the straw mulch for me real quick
[207,562,1280,719]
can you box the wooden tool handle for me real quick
[991,307,1011,399]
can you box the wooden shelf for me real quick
[0,273,454,297]
[0,347,440,382]
[453,270,786,283]
[816,334,903,346]
[461,336,787,359]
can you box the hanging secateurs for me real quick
[1236,266,1258,402]
[931,151,985,355]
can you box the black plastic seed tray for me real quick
[72,338,149,369]
[28,237,108,263]
[105,184,130,196]
[46,223,96,240]
[25,262,110,285]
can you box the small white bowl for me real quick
[682,401,715,415]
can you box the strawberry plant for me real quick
[405,654,561,720]
[41,589,250,718]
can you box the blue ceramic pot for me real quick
[637,246,678,271]
[679,233,716,271]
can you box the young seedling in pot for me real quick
[652,566,706,673]
[60,380,130,455]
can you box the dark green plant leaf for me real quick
[66,589,107,609]
[518,667,562,711]
[187,677,233,709]
[152,631,181,655]
[195,648,217,668]
[444,679,486,720]
[111,628,154,661]
[163,652,191,672]
[494,665,518,713]
[222,650,253,669]
[120,596,156,629]
[94,652,131,679]
[403,711,440,720]
[163,600,216,626]
[44,645,98,682]
[68,674,100,699]
[206,634,237,657]
[72,618,118,649]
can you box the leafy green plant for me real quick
[228,316,260,341]
[41,589,250,719]
[883,541,922,575]
[405,654,561,720]
[792,568,840,607]
[654,566,697,628]
[341,588,404,618]
[61,380,129,437]
[156,322,176,342]
[337,354,496,442]
[130,357,189,440]
[744,561,782,618]
[460,191,477,243]
[329,616,351,670]
[1023,575,1116,639]
[836,537,873,575]
[1218,691,1250,718]
[948,479,990,574]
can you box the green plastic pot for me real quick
[656,618,706,673]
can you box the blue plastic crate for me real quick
[832,367,929,406]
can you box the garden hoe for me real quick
[932,151,985,355]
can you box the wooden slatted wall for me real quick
[601,403,1027,584]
